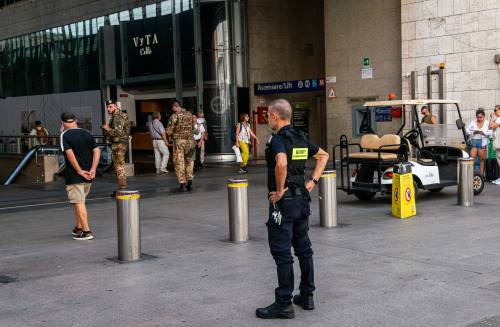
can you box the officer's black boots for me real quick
[255,302,295,319]
[293,293,314,310]
[177,183,186,192]
[186,180,193,191]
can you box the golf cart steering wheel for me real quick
[403,129,420,148]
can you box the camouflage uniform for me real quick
[106,111,130,189]
[166,108,195,184]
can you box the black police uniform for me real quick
[265,124,319,306]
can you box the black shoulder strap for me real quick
[151,120,163,137]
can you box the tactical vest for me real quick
[266,127,309,192]
[109,112,130,144]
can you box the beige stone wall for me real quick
[247,0,325,158]
[324,0,402,152]
[401,0,500,123]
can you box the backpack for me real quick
[231,123,240,143]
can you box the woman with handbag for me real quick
[235,113,259,174]
[467,108,492,176]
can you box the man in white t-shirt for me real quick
[193,115,206,170]
[489,105,500,184]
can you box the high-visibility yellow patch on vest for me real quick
[291,148,308,160]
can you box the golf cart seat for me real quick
[347,134,402,161]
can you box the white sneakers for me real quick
[156,169,168,174]
[492,178,500,185]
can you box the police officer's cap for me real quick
[105,99,118,106]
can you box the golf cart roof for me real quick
[363,99,460,107]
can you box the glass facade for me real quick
[0,17,102,97]
[0,0,247,155]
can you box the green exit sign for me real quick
[363,57,370,67]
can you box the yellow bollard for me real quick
[391,163,416,219]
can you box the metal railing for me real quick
[0,134,107,155]
[1,134,112,186]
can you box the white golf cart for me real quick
[333,99,484,201]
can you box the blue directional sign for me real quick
[254,78,325,95]
[374,106,393,122]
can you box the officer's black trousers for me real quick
[267,195,315,306]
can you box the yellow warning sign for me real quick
[391,172,416,219]
[292,148,308,160]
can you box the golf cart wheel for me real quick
[473,173,484,195]
[413,180,419,200]
[353,164,376,201]
[353,191,376,201]
[428,187,444,193]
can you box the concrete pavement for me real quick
[1,165,500,326]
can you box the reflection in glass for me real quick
[161,0,172,15]
[145,4,157,18]
[109,13,119,25]
[132,7,143,20]
[201,1,234,154]
[119,11,130,22]
[178,1,195,84]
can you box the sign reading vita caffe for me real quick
[122,16,174,79]
[132,33,159,56]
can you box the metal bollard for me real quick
[227,178,249,243]
[319,170,338,228]
[458,158,474,207]
[116,190,141,261]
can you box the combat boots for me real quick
[255,302,295,319]
[176,183,186,192]
[186,180,193,191]
[293,293,314,310]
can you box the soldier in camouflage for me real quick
[166,100,195,192]
[102,100,130,190]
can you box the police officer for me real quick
[102,100,130,190]
[256,99,329,319]
[166,100,195,192]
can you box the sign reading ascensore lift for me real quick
[254,78,325,95]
